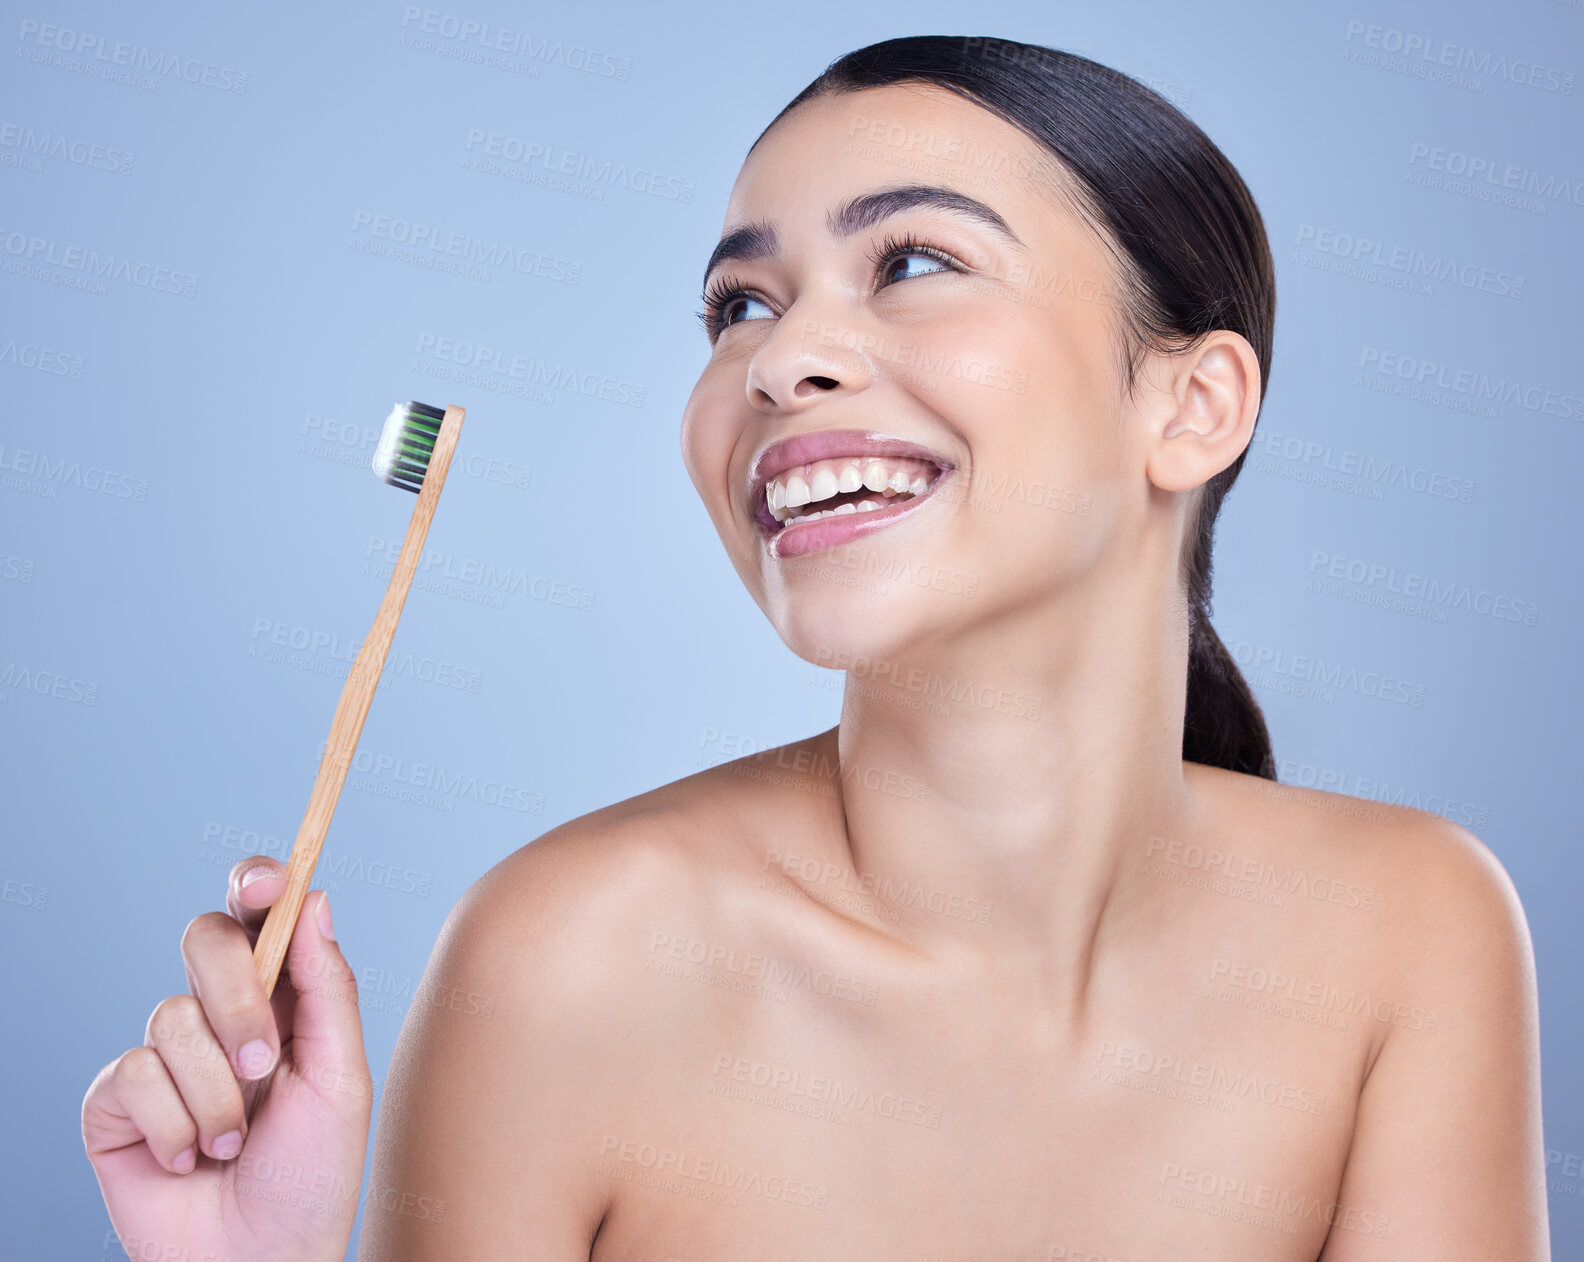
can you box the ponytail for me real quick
[1184,602,1275,779]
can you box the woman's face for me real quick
[680,82,1159,670]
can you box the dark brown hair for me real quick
[757,35,1277,779]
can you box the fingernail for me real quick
[316,892,335,941]
[172,1146,196,1174]
[239,866,275,890]
[237,1038,275,1079]
[212,1129,242,1160]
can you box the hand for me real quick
[82,859,373,1262]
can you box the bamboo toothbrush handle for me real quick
[251,404,466,998]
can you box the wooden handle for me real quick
[250,403,466,998]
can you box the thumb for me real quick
[280,890,372,1111]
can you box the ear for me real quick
[1143,331,1261,493]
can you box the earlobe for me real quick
[1145,333,1260,493]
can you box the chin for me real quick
[764,576,941,675]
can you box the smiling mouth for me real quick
[762,454,945,529]
[746,430,957,558]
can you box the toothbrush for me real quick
[249,400,465,998]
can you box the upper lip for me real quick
[747,429,956,519]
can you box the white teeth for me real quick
[763,453,942,528]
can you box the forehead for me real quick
[725,81,1080,244]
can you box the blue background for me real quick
[1,0,1579,1256]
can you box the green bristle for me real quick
[372,401,445,493]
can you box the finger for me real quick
[83,1047,201,1175]
[181,911,280,1082]
[143,994,248,1161]
[227,857,287,932]
[280,891,373,1106]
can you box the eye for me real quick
[870,233,962,291]
[723,294,776,326]
[880,252,951,285]
[698,276,774,342]
[695,232,965,343]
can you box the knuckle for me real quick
[146,995,210,1054]
[115,1046,168,1091]
[149,992,202,1033]
[210,986,269,1026]
[182,911,240,955]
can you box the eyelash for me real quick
[696,232,964,341]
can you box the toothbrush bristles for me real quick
[372,401,446,493]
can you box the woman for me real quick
[83,36,1547,1261]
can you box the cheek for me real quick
[679,371,740,514]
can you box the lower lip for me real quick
[765,470,953,560]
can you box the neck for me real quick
[825,575,1195,1001]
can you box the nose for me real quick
[744,310,872,413]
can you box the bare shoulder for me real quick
[1192,779,1547,1253]
[1224,767,1522,910]
[1192,763,1536,1005]
[361,748,807,1258]
[432,734,828,1004]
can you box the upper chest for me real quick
[592,923,1379,1262]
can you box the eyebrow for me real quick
[700,184,1024,292]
